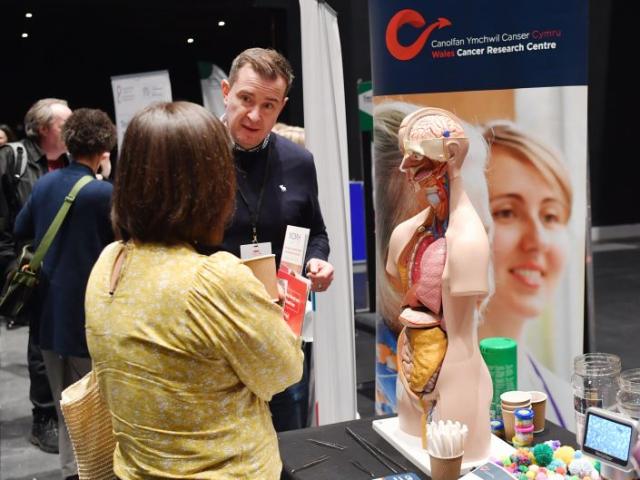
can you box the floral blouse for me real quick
[85,242,303,479]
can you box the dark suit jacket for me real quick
[14,162,113,357]
[222,133,330,266]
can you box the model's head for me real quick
[0,124,16,145]
[24,98,72,156]
[483,121,572,325]
[222,48,293,149]
[113,101,235,245]
[62,108,116,161]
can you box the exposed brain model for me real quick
[386,107,493,464]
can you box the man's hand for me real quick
[632,438,640,474]
[305,258,334,292]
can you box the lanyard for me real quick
[236,155,271,243]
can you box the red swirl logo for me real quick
[385,9,452,61]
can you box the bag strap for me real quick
[28,175,94,271]
[7,141,29,178]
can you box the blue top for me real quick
[14,162,113,357]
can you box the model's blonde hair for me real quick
[482,120,572,219]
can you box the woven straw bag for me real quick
[60,370,116,480]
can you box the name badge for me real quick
[240,242,272,259]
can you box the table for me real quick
[278,416,578,480]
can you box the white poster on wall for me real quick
[111,70,172,149]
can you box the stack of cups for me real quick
[500,391,532,443]
[512,408,534,447]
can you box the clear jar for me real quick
[572,353,621,445]
[617,368,640,420]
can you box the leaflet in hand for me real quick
[277,266,310,336]
[280,225,310,275]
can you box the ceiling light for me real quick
[218,21,226,27]
[187,38,194,44]
[21,33,29,38]
[25,12,33,18]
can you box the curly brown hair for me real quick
[62,108,116,158]
[112,101,236,245]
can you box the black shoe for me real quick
[65,476,79,480]
[29,412,59,454]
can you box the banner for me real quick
[198,62,228,117]
[111,70,172,149]
[369,0,588,430]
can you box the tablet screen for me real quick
[583,412,633,466]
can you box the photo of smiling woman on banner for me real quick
[372,86,586,429]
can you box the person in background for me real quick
[272,122,305,146]
[220,47,333,431]
[14,108,116,480]
[0,98,72,454]
[0,123,17,145]
[86,101,302,479]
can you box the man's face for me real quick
[221,65,288,149]
[40,103,72,153]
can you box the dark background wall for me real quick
[0,0,630,226]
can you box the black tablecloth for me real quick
[278,416,578,480]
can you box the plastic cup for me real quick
[429,452,463,480]
[529,391,547,433]
[241,254,279,301]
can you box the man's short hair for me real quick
[228,48,294,95]
[62,108,116,158]
[112,101,236,245]
[24,98,69,139]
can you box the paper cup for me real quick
[529,391,547,433]
[241,254,279,301]
[502,408,516,443]
[500,391,532,407]
[429,452,463,480]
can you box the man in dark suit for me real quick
[14,108,115,480]
[221,48,334,431]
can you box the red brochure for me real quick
[277,266,310,336]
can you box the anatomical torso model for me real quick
[386,107,492,463]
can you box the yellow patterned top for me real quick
[85,242,303,479]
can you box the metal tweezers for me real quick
[351,459,375,477]
[345,427,408,474]
[290,454,330,474]
[306,438,347,450]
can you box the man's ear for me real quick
[278,96,289,116]
[221,79,230,103]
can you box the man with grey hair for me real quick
[0,98,71,454]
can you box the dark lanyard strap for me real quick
[236,155,270,243]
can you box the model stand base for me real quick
[372,416,514,476]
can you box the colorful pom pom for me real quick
[533,443,555,467]
[554,446,576,466]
